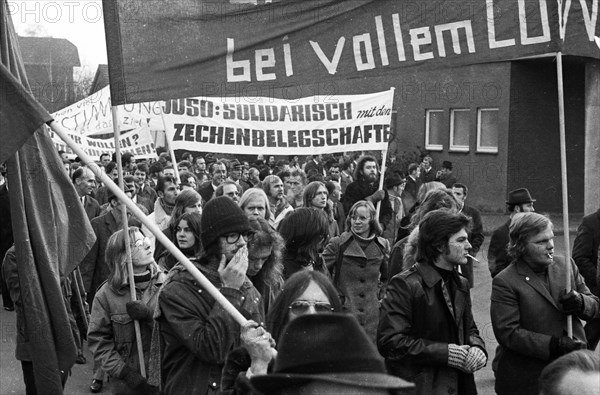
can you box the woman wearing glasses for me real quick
[221,271,341,395]
[87,227,166,394]
[156,197,264,395]
[322,200,390,343]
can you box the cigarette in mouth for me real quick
[466,254,479,263]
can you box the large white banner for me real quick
[162,89,395,155]
[51,86,164,136]
[49,126,157,160]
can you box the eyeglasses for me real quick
[288,300,333,314]
[224,232,250,244]
[132,237,152,249]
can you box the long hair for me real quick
[353,155,378,182]
[416,181,446,204]
[266,271,341,343]
[239,188,272,221]
[247,216,284,289]
[416,209,470,264]
[278,208,329,263]
[302,181,334,222]
[345,200,382,236]
[106,227,159,292]
[507,212,552,263]
[409,188,458,229]
[174,212,203,257]
[168,189,202,229]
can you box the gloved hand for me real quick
[368,190,386,202]
[559,289,584,315]
[447,344,470,372]
[464,346,487,373]
[119,365,150,392]
[550,336,587,358]
[126,301,153,321]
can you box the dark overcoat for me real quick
[491,256,599,395]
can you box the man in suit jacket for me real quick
[491,212,598,395]
[487,188,536,277]
[403,163,421,213]
[72,167,101,221]
[572,207,600,349]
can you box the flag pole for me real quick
[159,106,181,184]
[375,148,388,220]
[556,51,573,337]
[48,120,249,327]
[111,106,147,377]
[375,88,395,219]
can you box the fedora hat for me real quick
[385,173,406,189]
[250,314,414,393]
[506,188,536,205]
[442,160,453,169]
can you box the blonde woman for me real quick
[88,227,165,394]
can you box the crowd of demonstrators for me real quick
[4,149,600,395]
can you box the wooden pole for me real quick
[375,148,388,220]
[556,52,573,337]
[49,120,248,327]
[111,106,147,377]
[159,106,181,184]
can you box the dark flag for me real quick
[0,1,96,393]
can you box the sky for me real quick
[9,0,107,68]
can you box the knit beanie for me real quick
[201,196,250,248]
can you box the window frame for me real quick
[476,108,499,154]
[425,109,444,151]
[449,108,471,152]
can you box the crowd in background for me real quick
[0,147,599,395]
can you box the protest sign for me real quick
[51,86,164,136]
[49,125,156,159]
[162,89,394,155]
[103,0,599,105]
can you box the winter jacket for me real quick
[491,256,599,395]
[157,260,264,395]
[323,231,389,342]
[87,271,166,392]
[378,262,486,395]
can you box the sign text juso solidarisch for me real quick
[172,124,391,148]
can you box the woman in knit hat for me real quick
[88,227,165,394]
[156,196,265,395]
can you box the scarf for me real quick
[160,198,175,216]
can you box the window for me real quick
[450,109,470,152]
[425,109,444,151]
[477,108,499,153]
